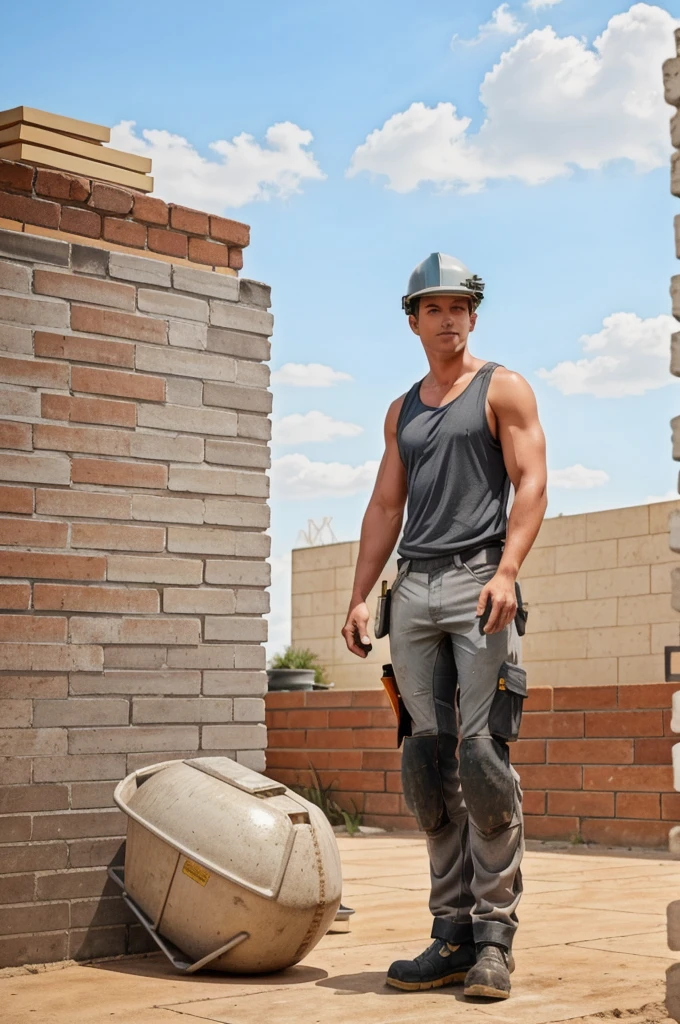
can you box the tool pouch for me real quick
[381,663,412,747]
[488,661,527,743]
[374,588,391,639]
[514,581,528,637]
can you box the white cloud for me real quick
[454,4,526,46]
[645,489,680,503]
[271,363,354,388]
[273,411,363,445]
[348,4,677,192]
[109,120,326,211]
[526,0,563,9]
[271,454,379,499]
[537,312,676,398]
[549,464,610,489]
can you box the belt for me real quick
[397,541,503,575]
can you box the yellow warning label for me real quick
[182,859,210,886]
[498,678,506,691]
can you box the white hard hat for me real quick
[402,252,485,314]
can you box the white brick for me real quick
[235,532,271,558]
[173,265,239,301]
[203,670,267,696]
[70,671,201,695]
[109,252,171,287]
[138,403,237,437]
[132,493,204,524]
[167,645,235,669]
[206,326,270,362]
[0,644,103,672]
[132,697,233,724]
[205,439,270,469]
[130,432,203,463]
[234,645,266,669]
[235,589,270,613]
[136,344,235,382]
[235,360,270,388]
[204,498,270,528]
[237,749,266,772]
[204,381,272,414]
[168,465,268,497]
[138,288,208,321]
[166,377,203,407]
[0,453,70,485]
[70,616,201,645]
[202,723,267,749]
[33,698,129,728]
[205,616,268,642]
[0,386,41,418]
[0,325,32,355]
[168,319,207,350]
[69,726,199,754]
[0,293,68,328]
[163,588,236,614]
[204,560,271,586]
[104,647,167,669]
[238,414,272,440]
[210,301,274,336]
[167,526,237,555]
[0,259,31,292]
[233,697,265,722]
[107,555,203,585]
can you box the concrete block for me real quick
[137,403,237,437]
[206,326,270,362]
[204,381,272,414]
[163,588,236,614]
[69,726,199,754]
[204,497,270,528]
[130,432,203,464]
[70,671,201,695]
[586,566,650,600]
[168,319,207,350]
[166,645,235,670]
[138,288,208,321]
[210,300,273,336]
[205,439,270,469]
[107,554,203,585]
[131,493,204,524]
[204,559,271,586]
[204,616,268,642]
[235,360,271,388]
[166,377,203,407]
[236,749,266,772]
[203,670,267,696]
[235,589,270,613]
[168,465,267,497]
[173,265,239,301]
[168,526,237,555]
[136,344,235,382]
[238,413,272,440]
[202,723,267,749]
[233,697,265,722]
[33,699,129,728]
[109,251,171,287]
[651,499,680,534]
[132,697,233,724]
[238,279,271,309]
[670,568,680,611]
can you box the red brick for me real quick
[0,353,68,389]
[364,792,401,815]
[71,458,167,490]
[102,217,147,248]
[0,674,67,698]
[34,331,135,368]
[35,269,134,310]
[34,583,158,613]
[553,685,618,710]
[0,551,105,581]
[265,728,306,748]
[133,194,168,225]
[170,205,209,235]
[547,790,614,817]
[0,420,32,450]
[362,749,402,771]
[353,727,397,748]
[581,818,671,847]
[662,793,680,820]
[386,771,402,792]
[88,182,134,215]
[333,790,365,813]
[306,728,354,748]
[269,749,363,771]
[59,206,101,238]
[518,764,582,790]
[520,711,584,738]
[286,709,328,729]
[0,159,34,192]
[617,792,660,819]
[70,305,167,345]
[266,710,288,729]
[72,522,164,553]
[228,247,244,271]
[524,687,553,711]
[583,765,674,791]
[512,739,546,763]
[329,709,374,728]
[0,583,30,609]
[617,683,676,709]
[265,691,306,709]
[0,518,67,548]
[312,769,385,793]
[364,813,416,830]
[524,816,580,840]
[0,872,36,904]
[372,709,397,728]
[635,737,676,764]
[188,237,229,267]
[35,488,130,520]
[664,709,674,736]
[148,227,188,259]
[41,393,136,428]
[522,791,546,814]
[209,215,250,247]
[352,690,390,708]
[35,168,90,202]
[547,739,634,764]
[71,365,165,402]
[585,710,664,738]
[0,486,32,514]
[0,192,59,228]
[304,690,353,708]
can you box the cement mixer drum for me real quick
[112,757,343,973]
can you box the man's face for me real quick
[408,293,476,353]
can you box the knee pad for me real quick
[459,736,515,837]
[401,733,458,832]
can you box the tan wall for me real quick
[291,501,680,690]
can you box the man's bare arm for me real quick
[341,397,408,657]
[478,370,548,633]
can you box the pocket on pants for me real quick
[488,662,527,742]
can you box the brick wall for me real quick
[265,683,677,847]
[0,157,273,968]
[291,501,680,690]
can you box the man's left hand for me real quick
[476,572,517,634]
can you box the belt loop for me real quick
[453,553,463,569]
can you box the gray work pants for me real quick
[388,550,525,950]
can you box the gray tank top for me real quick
[396,361,510,559]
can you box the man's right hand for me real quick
[342,602,372,658]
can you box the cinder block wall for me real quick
[291,501,680,690]
[0,158,273,967]
[266,683,677,848]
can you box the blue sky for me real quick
[3,0,680,656]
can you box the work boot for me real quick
[463,942,514,999]
[386,938,476,991]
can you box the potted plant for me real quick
[267,646,332,692]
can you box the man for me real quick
[341,253,547,1001]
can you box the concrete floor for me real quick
[2,835,679,1024]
